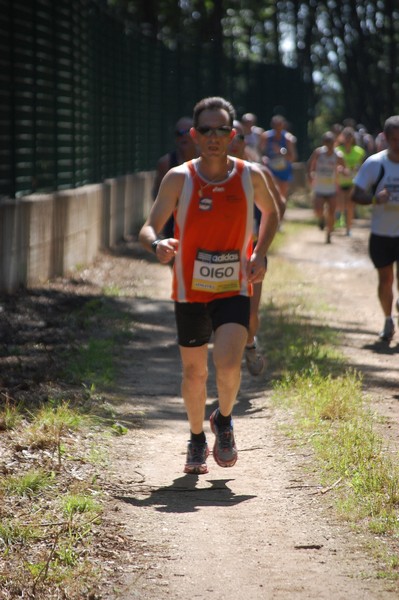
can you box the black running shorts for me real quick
[174,295,250,347]
[314,193,336,200]
[369,233,399,269]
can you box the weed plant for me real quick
[2,469,54,497]
[0,400,105,597]
[0,397,22,431]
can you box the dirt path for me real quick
[95,210,398,599]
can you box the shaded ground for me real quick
[1,208,398,599]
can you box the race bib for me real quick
[316,174,335,186]
[386,183,399,207]
[192,249,240,293]
[269,156,288,171]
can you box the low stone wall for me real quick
[0,172,155,293]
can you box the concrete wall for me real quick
[0,171,155,294]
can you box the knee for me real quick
[182,363,208,386]
[213,353,240,378]
[379,271,394,288]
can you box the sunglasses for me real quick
[235,134,245,141]
[175,129,190,136]
[196,126,232,137]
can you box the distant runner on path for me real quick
[229,119,285,376]
[352,115,399,342]
[307,131,346,244]
[259,114,297,199]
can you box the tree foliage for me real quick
[108,0,399,134]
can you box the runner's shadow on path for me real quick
[114,474,256,514]
[362,340,399,355]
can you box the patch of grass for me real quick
[33,400,86,430]
[0,398,106,597]
[0,397,23,430]
[0,519,39,546]
[103,284,122,297]
[66,339,116,386]
[275,368,364,423]
[262,255,344,379]
[54,543,80,566]
[2,469,54,498]
[61,493,101,517]
[21,401,87,467]
[264,221,399,578]
[87,445,110,468]
[60,295,133,389]
[111,422,128,435]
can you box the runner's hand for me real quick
[155,238,178,264]
[375,188,389,204]
[247,254,267,284]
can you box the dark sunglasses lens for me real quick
[216,127,232,137]
[196,127,211,135]
[236,134,245,141]
[196,127,231,137]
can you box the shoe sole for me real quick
[184,464,209,475]
[245,349,266,377]
[184,446,209,475]
[379,332,394,342]
[379,327,395,342]
[209,412,237,468]
[245,357,266,376]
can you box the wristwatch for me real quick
[151,239,162,253]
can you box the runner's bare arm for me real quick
[307,149,317,183]
[248,165,279,282]
[286,134,297,163]
[260,166,286,220]
[337,155,346,170]
[139,170,184,264]
[152,154,171,200]
[352,184,389,205]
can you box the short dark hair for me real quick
[322,131,335,144]
[342,126,355,138]
[271,114,286,128]
[193,96,236,128]
[384,115,399,138]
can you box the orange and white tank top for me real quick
[172,157,254,303]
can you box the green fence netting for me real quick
[0,0,310,198]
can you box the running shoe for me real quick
[326,232,331,244]
[184,441,209,475]
[318,217,325,231]
[379,317,395,342]
[245,343,266,376]
[209,409,237,468]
